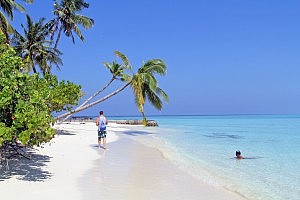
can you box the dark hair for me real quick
[100,111,104,115]
[236,151,241,156]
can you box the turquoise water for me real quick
[115,115,300,200]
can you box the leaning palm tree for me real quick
[12,14,62,74]
[55,53,168,123]
[81,50,133,107]
[61,51,132,121]
[48,0,94,49]
[0,0,33,41]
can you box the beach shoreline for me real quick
[0,122,246,200]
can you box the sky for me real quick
[11,0,300,116]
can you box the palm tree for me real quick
[48,0,94,49]
[12,14,62,74]
[55,53,168,123]
[61,51,132,121]
[33,42,63,75]
[131,59,169,123]
[0,0,33,41]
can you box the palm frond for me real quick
[155,87,169,102]
[0,1,13,20]
[10,1,25,13]
[145,87,163,110]
[0,12,13,39]
[139,59,167,76]
[73,14,94,28]
[114,50,133,71]
[21,0,34,4]
[70,22,84,41]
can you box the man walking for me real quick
[96,111,108,149]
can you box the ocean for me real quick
[111,115,300,200]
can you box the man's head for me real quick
[100,111,104,115]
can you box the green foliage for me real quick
[131,59,169,114]
[49,0,94,48]
[0,33,82,147]
[12,14,62,74]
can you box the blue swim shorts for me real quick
[98,130,107,139]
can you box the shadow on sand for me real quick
[120,130,152,136]
[56,129,76,136]
[0,149,52,182]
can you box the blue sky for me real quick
[12,0,300,116]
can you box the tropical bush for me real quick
[0,33,82,147]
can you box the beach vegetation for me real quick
[0,32,82,148]
[1,0,168,139]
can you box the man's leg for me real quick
[103,137,106,149]
[98,137,101,148]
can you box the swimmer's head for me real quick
[236,151,241,156]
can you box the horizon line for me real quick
[70,113,300,118]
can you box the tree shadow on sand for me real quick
[0,148,52,182]
[56,129,76,136]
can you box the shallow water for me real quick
[115,115,300,200]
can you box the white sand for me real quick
[0,122,245,200]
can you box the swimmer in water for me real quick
[236,150,244,159]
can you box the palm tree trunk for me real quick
[141,111,147,125]
[55,81,131,121]
[61,76,115,121]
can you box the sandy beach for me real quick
[0,122,246,200]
